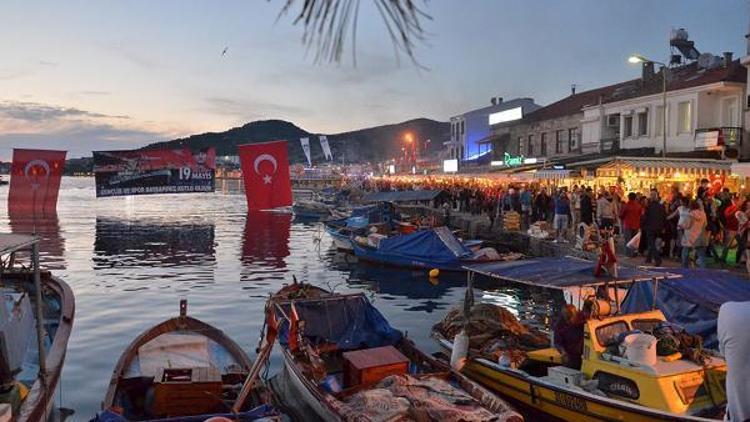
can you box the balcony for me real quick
[694,127,742,151]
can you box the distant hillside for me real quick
[142,118,449,163]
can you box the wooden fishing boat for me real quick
[265,281,523,421]
[0,234,75,422]
[98,300,280,421]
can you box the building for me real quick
[446,97,541,162]
[582,56,745,158]
[489,84,631,166]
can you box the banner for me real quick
[8,148,67,216]
[318,135,333,160]
[93,147,215,197]
[300,137,312,167]
[239,141,292,210]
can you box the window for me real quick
[527,134,534,156]
[654,105,665,136]
[518,137,524,155]
[540,133,547,156]
[460,120,465,135]
[568,127,579,150]
[677,101,691,134]
[637,111,648,136]
[723,97,739,127]
[595,321,629,347]
[623,115,633,138]
[555,130,565,154]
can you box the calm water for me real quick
[1,177,558,421]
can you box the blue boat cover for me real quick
[353,227,472,270]
[91,405,279,421]
[621,268,750,349]
[362,190,444,203]
[277,294,403,351]
[465,257,661,289]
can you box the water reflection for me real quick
[241,212,291,269]
[8,211,66,270]
[93,217,216,268]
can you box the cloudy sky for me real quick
[0,0,747,158]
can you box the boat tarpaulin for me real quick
[621,269,750,349]
[277,295,402,351]
[353,227,472,270]
[464,257,661,289]
[362,190,444,203]
[91,405,280,421]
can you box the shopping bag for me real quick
[626,230,641,250]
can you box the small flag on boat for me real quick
[238,141,293,211]
[288,302,300,352]
[8,148,66,216]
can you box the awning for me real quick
[362,190,444,203]
[590,156,732,178]
[534,169,572,180]
[731,162,750,178]
[464,256,666,290]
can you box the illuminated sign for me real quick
[489,107,523,125]
[491,153,538,167]
[443,159,458,173]
[388,164,396,174]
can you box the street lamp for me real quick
[629,54,668,158]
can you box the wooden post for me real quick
[32,241,47,378]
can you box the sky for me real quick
[0,0,748,158]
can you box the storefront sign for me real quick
[489,107,523,125]
[490,153,538,167]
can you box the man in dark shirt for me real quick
[554,304,586,369]
[643,189,667,266]
[580,187,594,226]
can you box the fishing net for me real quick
[342,374,496,421]
[432,303,549,360]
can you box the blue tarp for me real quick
[362,190,444,203]
[465,257,662,289]
[353,227,472,270]
[277,294,402,351]
[621,269,750,349]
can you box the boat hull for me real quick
[324,224,353,251]
[279,350,341,421]
[435,339,717,422]
[351,242,463,271]
[14,274,75,422]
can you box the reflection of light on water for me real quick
[480,292,521,317]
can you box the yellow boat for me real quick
[433,258,726,421]
[434,308,727,421]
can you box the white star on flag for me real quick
[263,174,272,184]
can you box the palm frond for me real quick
[277,0,430,67]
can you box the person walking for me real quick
[643,189,667,266]
[554,190,571,242]
[620,192,643,257]
[680,200,707,268]
[720,195,740,265]
[520,187,532,229]
[596,192,616,230]
[580,187,594,227]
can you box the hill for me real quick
[142,118,449,163]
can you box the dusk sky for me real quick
[0,0,747,158]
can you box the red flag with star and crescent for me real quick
[239,141,292,211]
[8,148,67,216]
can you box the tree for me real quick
[277,0,430,66]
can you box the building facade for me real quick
[582,57,746,158]
[446,97,540,161]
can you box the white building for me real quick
[582,56,745,158]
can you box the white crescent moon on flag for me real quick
[253,154,278,175]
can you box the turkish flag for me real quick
[239,141,292,210]
[8,149,67,216]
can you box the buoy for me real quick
[429,268,440,278]
[450,329,469,370]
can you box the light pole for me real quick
[629,54,667,158]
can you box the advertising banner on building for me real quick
[299,137,312,167]
[93,147,215,197]
[318,135,333,160]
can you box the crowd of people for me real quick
[363,176,750,273]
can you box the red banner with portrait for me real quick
[239,141,292,210]
[8,148,67,216]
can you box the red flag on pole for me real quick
[239,141,292,210]
[8,149,67,216]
